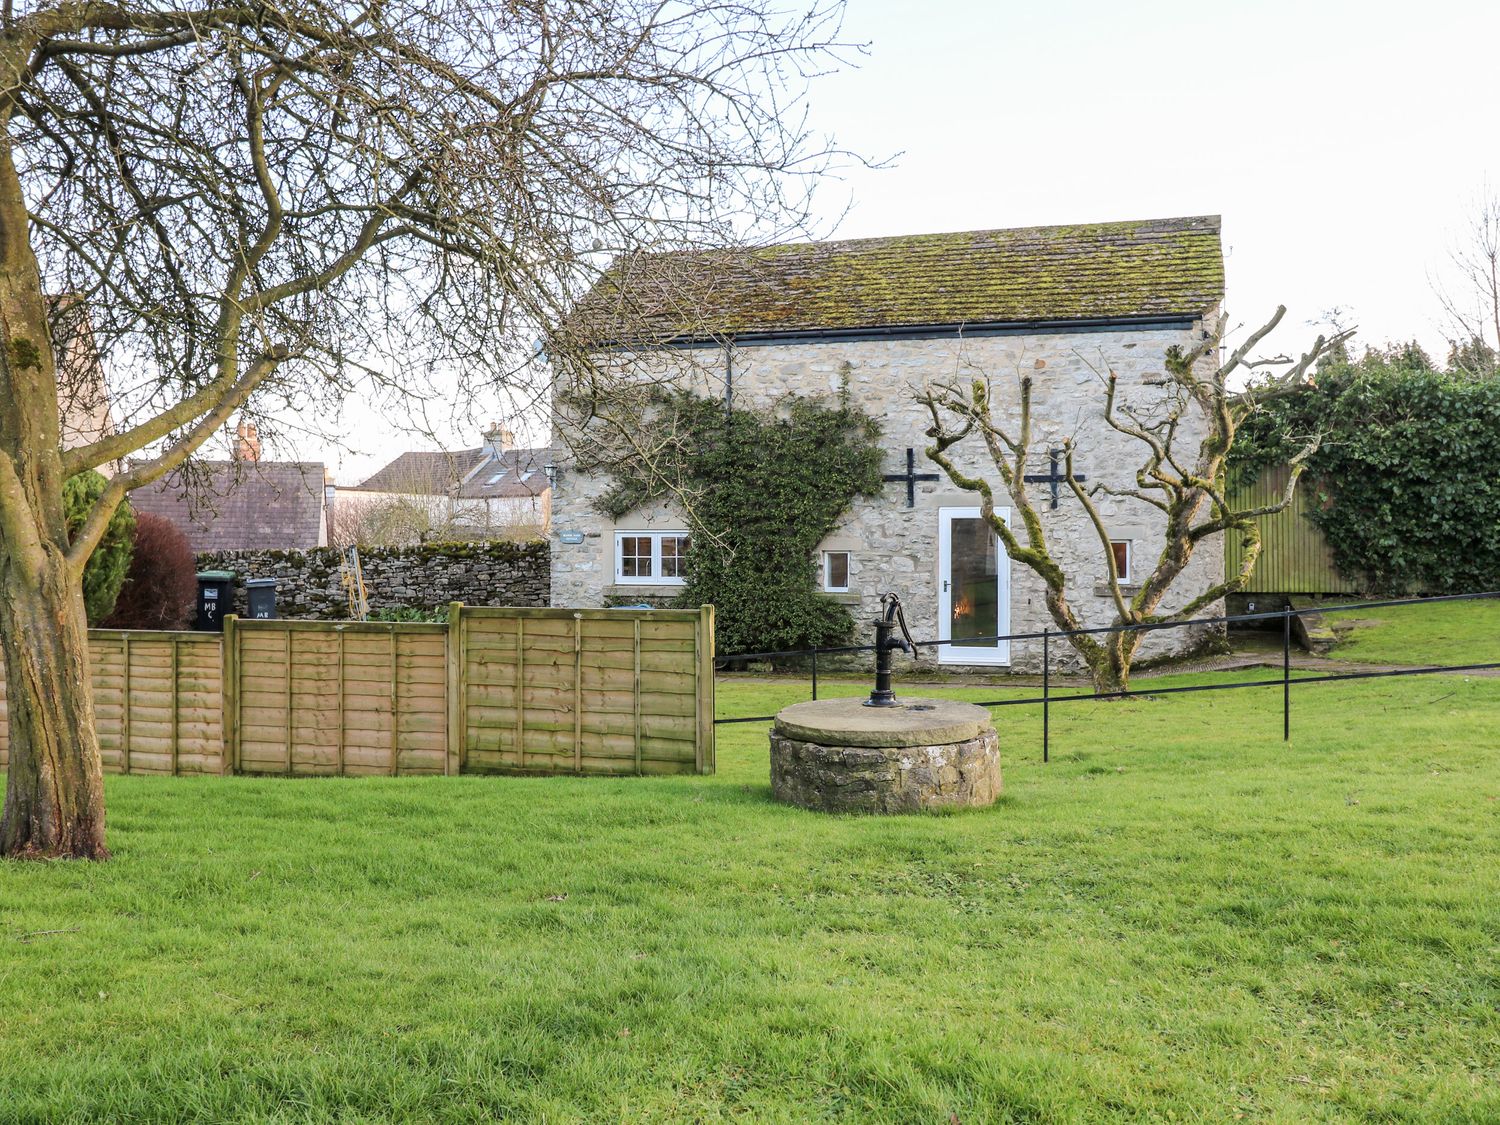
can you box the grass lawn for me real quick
[1323,595,1500,667]
[3,665,1499,1120]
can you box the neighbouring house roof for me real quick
[347,449,485,495]
[347,447,550,501]
[129,461,327,551]
[568,215,1225,345]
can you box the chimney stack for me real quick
[482,420,516,455]
[234,420,261,462]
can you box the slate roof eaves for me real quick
[348,447,550,500]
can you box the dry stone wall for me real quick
[197,540,549,619]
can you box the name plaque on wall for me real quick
[557,530,585,545]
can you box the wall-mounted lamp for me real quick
[543,460,558,490]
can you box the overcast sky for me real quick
[312,0,1498,482]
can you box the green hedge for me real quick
[64,470,135,623]
[1233,363,1500,594]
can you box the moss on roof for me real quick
[571,215,1224,344]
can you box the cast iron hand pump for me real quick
[866,592,916,707]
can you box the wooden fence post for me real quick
[221,615,239,775]
[121,632,132,775]
[389,623,399,776]
[633,618,642,775]
[696,604,716,774]
[446,602,463,776]
[169,636,180,776]
[336,627,346,776]
[572,612,583,774]
[514,618,525,771]
[283,625,294,776]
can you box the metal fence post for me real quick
[1042,626,1050,763]
[811,648,818,701]
[1283,607,1291,742]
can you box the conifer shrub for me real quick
[63,470,135,624]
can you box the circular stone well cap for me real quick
[773,697,994,748]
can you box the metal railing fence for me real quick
[713,591,1500,762]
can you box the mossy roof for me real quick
[571,215,1224,344]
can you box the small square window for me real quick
[620,535,653,579]
[1110,540,1131,583]
[615,531,689,586]
[660,535,689,578]
[823,550,850,593]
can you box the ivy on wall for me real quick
[1232,362,1500,594]
[589,388,882,654]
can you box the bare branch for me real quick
[918,307,1346,692]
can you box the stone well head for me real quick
[769,696,1000,814]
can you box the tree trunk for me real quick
[0,122,110,859]
[1084,653,1130,697]
[1081,631,1139,697]
[0,543,109,860]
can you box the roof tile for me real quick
[348,447,549,500]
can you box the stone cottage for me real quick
[338,422,552,543]
[549,215,1227,669]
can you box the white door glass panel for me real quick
[937,507,1010,665]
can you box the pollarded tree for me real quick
[0,0,857,858]
[916,308,1350,695]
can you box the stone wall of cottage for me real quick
[197,540,550,619]
[549,324,1228,672]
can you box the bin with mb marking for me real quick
[194,570,236,632]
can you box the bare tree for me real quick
[330,491,461,547]
[917,308,1350,695]
[1436,189,1500,378]
[331,489,546,546]
[0,0,857,858]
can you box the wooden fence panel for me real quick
[230,620,449,777]
[1226,465,1359,594]
[0,605,714,781]
[0,631,224,775]
[459,605,714,776]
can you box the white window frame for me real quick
[822,550,851,593]
[614,530,690,586]
[1110,539,1132,584]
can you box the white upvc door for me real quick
[937,506,1011,666]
